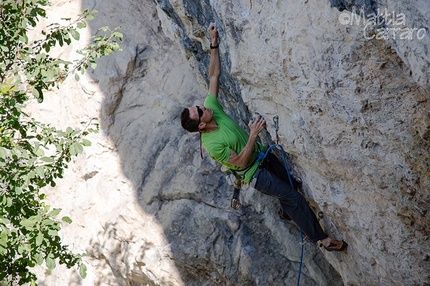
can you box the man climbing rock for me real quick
[180,23,347,252]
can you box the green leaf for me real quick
[6,197,12,207]
[34,253,43,265]
[62,216,72,224]
[77,21,87,29]
[79,263,87,278]
[69,144,76,156]
[75,142,83,153]
[18,243,31,254]
[0,231,8,247]
[0,45,9,53]
[70,29,80,40]
[46,254,56,270]
[20,219,34,227]
[35,147,45,156]
[48,229,58,236]
[0,218,11,225]
[75,73,80,81]
[40,156,54,162]
[42,219,55,226]
[21,218,37,228]
[47,208,61,217]
[35,232,44,246]
[19,33,29,44]
[81,139,92,146]
[0,147,6,159]
[32,88,40,98]
[28,170,36,179]
[0,83,10,93]
[70,142,83,155]
[35,166,44,177]
[46,69,55,80]
[112,31,123,40]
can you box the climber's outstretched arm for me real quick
[208,23,220,98]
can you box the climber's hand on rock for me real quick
[248,115,266,137]
[208,23,218,45]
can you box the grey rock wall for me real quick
[31,0,429,285]
[155,0,430,285]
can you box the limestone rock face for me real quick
[30,0,429,286]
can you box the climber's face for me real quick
[189,105,213,130]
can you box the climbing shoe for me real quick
[320,240,348,252]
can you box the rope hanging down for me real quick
[256,116,305,286]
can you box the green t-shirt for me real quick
[201,92,263,183]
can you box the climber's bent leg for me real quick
[253,168,328,243]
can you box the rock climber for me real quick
[180,23,347,252]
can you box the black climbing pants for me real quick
[253,152,328,243]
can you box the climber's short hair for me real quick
[180,108,200,133]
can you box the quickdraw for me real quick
[273,115,279,144]
[221,165,243,210]
[231,178,241,210]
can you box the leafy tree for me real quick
[0,0,122,284]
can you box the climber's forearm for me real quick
[227,133,258,168]
[208,23,220,97]
[208,48,220,97]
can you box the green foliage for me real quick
[0,0,122,284]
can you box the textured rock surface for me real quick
[28,0,429,285]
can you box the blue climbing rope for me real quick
[256,144,294,187]
[298,229,304,286]
[257,143,304,286]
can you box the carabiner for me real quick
[273,115,279,131]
